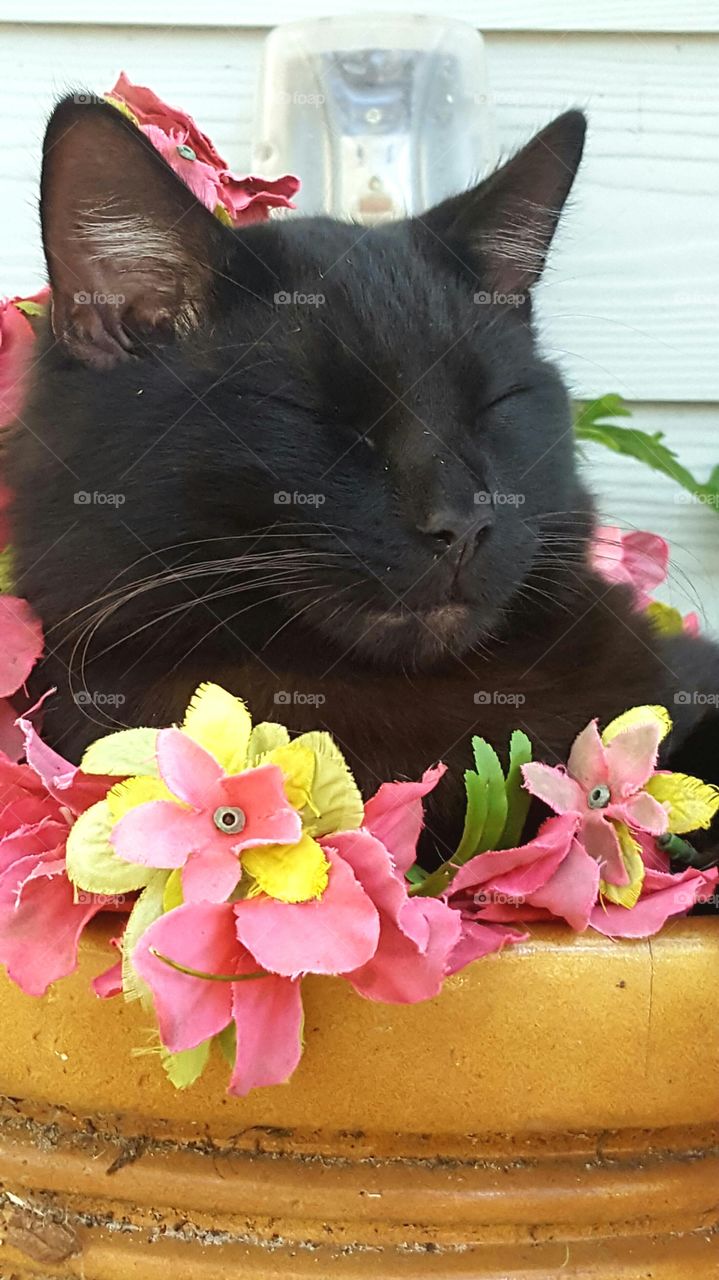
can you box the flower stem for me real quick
[408,860,461,897]
[149,947,268,982]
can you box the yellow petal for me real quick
[242,832,329,903]
[644,601,685,638]
[163,869,184,913]
[181,682,252,774]
[645,772,719,834]
[292,731,364,836]
[264,743,316,812]
[601,704,672,746]
[104,95,140,126]
[107,774,176,822]
[600,822,645,908]
[247,720,290,764]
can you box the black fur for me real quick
[6,98,719,864]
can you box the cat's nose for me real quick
[418,505,494,560]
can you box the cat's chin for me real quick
[318,601,491,670]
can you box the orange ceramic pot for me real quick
[0,917,717,1277]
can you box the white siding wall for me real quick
[1,3,717,627]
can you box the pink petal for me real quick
[93,960,123,998]
[567,720,608,791]
[0,699,23,761]
[590,866,718,938]
[621,531,669,599]
[528,837,600,931]
[131,902,239,1051]
[0,297,35,427]
[0,856,102,995]
[0,818,67,875]
[604,721,664,798]
[157,728,223,806]
[330,828,460,1003]
[218,765,302,850]
[449,813,578,898]
[445,919,527,974]
[580,813,628,884]
[362,764,446,873]
[0,597,43,696]
[521,762,583,814]
[112,800,208,869]
[182,845,242,904]
[611,790,668,836]
[19,717,113,813]
[233,847,379,976]
[348,895,460,1003]
[229,970,304,1095]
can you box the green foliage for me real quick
[575,394,719,512]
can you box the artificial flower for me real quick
[0,727,121,995]
[0,288,50,429]
[590,831,718,936]
[110,728,305,904]
[132,901,304,1096]
[106,73,299,226]
[319,766,462,1004]
[443,813,598,969]
[591,525,699,635]
[130,843,383,1093]
[71,682,362,908]
[522,706,674,899]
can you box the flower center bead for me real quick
[213,806,246,834]
[587,783,611,809]
[176,143,196,161]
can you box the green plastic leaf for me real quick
[81,727,159,777]
[66,800,154,896]
[471,737,507,853]
[501,729,532,849]
[293,731,364,836]
[121,872,168,1007]
[405,863,429,886]
[162,1039,211,1090]
[216,1022,237,1068]
[453,769,489,865]
[246,721,290,764]
[14,298,46,317]
[575,395,719,512]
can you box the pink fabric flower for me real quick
[133,901,304,1095]
[328,831,461,1004]
[111,728,302,903]
[0,596,43,699]
[0,728,122,994]
[107,73,299,226]
[0,298,35,428]
[311,764,460,1003]
[0,288,50,429]
[591,526,668,610]
[444,814,598,968]
[591,525,698,634]
[590,833,718,938]
[522,718,668,885]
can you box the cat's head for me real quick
[11,97,590,673]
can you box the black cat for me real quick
[6,97,719,862]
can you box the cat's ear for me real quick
[40,96,236,368]
[421,110,586,296]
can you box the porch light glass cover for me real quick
[252,14,497,223]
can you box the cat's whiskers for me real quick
[53,549,352,642]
